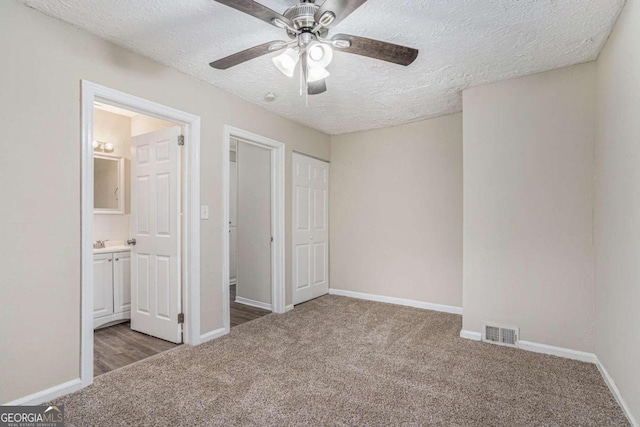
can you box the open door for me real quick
[292,153,329,304]
[236,141,272,308]
[130,126,182,343]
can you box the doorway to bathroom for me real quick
[81,81,202,388]
[92,101,183,375]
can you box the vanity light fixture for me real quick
[93,140,114,152]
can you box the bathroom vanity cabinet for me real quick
[93,250,131,329]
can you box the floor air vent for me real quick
[483,322,519,347]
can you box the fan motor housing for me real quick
[284,3,319,30]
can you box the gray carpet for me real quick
[53,296,628,426]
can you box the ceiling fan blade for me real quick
[308,79,327,95]
[213,0,294,29]
[314,0,368,28]
[331,34,418,66]
[210,41,286,70]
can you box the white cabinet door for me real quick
[292,153,329,304]
[113,251,131,314]
[130,126,183,343]
[93,253,114,319]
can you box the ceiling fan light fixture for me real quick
[308,67,329,83]
[272,48,299,78]
[307,42,333,69]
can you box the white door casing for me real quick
[292,153,329,304]
[130,126,182,343]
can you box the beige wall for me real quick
[595,0,640,421]
[0,0,329,404]
[330,114,463,308]
[130,114,176,137]
[462,63,596,352]
[93,109,131,241]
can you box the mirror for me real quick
[94,154,124,214]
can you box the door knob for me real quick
[127,238,137,246]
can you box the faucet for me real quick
[93,239,109,249]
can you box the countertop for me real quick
[93,244,131,254]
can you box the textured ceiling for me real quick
[20,0,624,134]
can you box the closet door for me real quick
[292,153,329,305]
[236,142,272,308]
[93,253,114,319]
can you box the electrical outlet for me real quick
[200,205,209,220]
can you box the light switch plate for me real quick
[200,205,209,220]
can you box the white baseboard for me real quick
[329,288,463,315]
[596,358,639,427]
[516,340,597,363]
[4,378,83,406]
[228,278,237,286]
[285,304,294,312]
[460,331,636,425]
[199,327,228,344]
[459,330,598,363]
[235,296,272,311]
[459,329,482,341]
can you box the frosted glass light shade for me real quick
[308,67,330,83]
[273,48,299,78]
[307,42,333,69]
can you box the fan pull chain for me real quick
[299,60,303,96]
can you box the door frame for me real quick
[81,80,201,389]
[222,126,286,332]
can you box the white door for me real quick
[229,156,238,285]
[130,126,182,343]
[292,153,329,304]
[236,141,272,308]
[93,253,114,319]
[113,251,131,314]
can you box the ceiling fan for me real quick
[209,0,419,96]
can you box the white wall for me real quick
[330,114,463,308]
[0,0,329,404]
[595,0,640,421]
[462,63,596,352]
[93,109,131,242]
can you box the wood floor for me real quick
[93,285,269,377]
[230,284,271,327]
[94,322,179,377]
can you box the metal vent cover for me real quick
[485,325,500,343]
[483,322,519,347]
